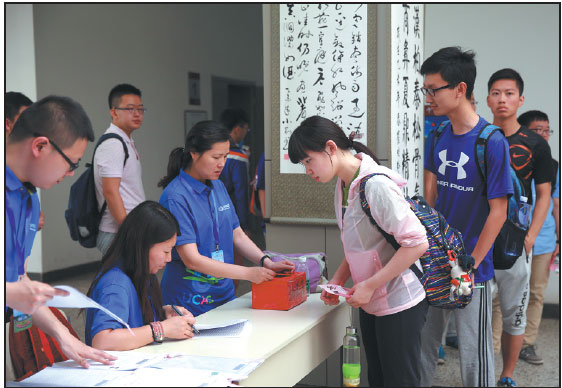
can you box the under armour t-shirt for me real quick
[425,116,513,283]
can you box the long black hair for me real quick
[86,201,180,324]
[288,116,379,164]
[158,120,230,188]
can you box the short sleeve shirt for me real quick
[425,117,514,282]
[85,266,144,346]
[531,163,559,255]
[506,126,552,200]
[159,170,239,316]
[5,165,41,283]
[94,123,146,233]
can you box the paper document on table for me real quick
[112,367,235,387]
[51,351,163,371]
[152,353,263,378]
[14,366,235,387]
[13,367,129,386]
[46,285,134,336]
[194,319,250,338]
[318,284,352,297]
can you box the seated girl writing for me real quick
[85,201,196,350]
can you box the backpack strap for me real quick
[474,123,501,196]
[91,133,129,166]
[430,120,451,158]
[358,173,424,281]
[90,133,130,215]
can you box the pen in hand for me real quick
[171,305,200,335]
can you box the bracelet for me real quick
[260,254,270,267]
[149,321,164,343]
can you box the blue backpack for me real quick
[65,134,129,248]
[433,121,529,269]
[359,173,473,310]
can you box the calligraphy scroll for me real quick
[280,4,368,174]
[390,4,424,197]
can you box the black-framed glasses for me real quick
[114,107,147,114]
[529,127,553,135]
[421,84,452,97]
[34,133,80,172]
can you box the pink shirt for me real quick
[335,153,427,316]
[94,123,146,233]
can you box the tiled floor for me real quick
[51,270,559,387]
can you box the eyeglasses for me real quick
[420,84,453,97]
[114,107,147,114]
[529,127,553,135]
[34,133,80,172]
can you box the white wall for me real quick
[425,4,559,160]
[5,4,42,273]
[30,4,263,272]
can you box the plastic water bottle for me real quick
[514,196,531,229]
[342,326,361,387]
[295,257,310,294]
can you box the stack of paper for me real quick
[9,351,264,387]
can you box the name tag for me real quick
[212,250,224,263]
[13,310,33,332]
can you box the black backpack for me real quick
[65,134,129,248]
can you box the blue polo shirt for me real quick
[85,266,144,346]
[531,166,559,255]
[159,170,238,316]
[425,117,513,283]
[6,165,41,284]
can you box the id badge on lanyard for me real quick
[7,197,33,332]
[210,191,224,263]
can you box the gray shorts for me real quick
[96,231,116,256]
[494,250,532,335]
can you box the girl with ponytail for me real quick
[158,121,294,316]
[288,116,429,387]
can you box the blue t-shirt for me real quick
[5,165,41,283]
[256,153,265,191]
[159,170,239,316]
[425,117,514,282]
[219,143,250,229]
[531,166,559,255]
[85,266,144,346]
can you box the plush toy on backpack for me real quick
[449,253,475,299]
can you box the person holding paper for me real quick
[287,116,429,387]
[6,95,116,369]
[157,121,294,316]
[86,201,196,350]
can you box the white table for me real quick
[134,292,350,387]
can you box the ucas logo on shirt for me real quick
[218,204,231,211]
[438,150,469,180]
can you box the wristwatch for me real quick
[260,254,271,267]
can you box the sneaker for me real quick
[497,377,516,387]
[519,345,544,365]
[437,345,445,365]
[445,335,458,349]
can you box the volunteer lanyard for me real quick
[179,173,220,251]
[209,191,221,251]
[6,194,32,277]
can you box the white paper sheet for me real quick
[14,367,129,387]
[318,284,352,297]
[46,285,134,336]
[51,351,163,371]
[193,319,250,338]
[151,353,263,379]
